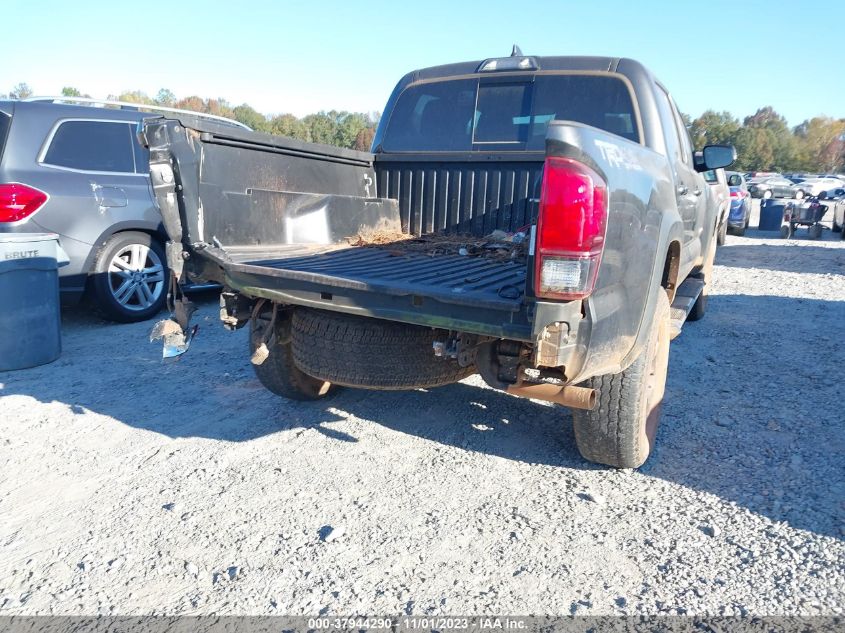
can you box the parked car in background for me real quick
[785,173,819,184]
[0,97,246,321]
[726,171,751,235]
[747,176,798,199]
[793,177,845,199]
[704,168,730,244]
[827,188,845,233]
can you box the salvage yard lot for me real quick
[1,227,843,616]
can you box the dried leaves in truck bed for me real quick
[346,228,529,263]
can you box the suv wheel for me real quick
[91,232,168,322]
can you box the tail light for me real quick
[0,183,48,223]
[534,157,608,300]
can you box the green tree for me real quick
[155,88,176,107]
[303,112,338,145]
[61,86,82,97]
[334,112,369,148]
[113,90,155,105]
[741,107,797,171]
[232,104,268,132]
[688,110,740,149]
[268,114,310,141]
[793,117,845,173]
[9,82,33,99]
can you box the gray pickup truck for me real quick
[142,51,734,468]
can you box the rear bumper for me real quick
[728,200,749,226]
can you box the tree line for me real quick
[687,107,845,174]
[4,82,844,171]
[2,83,379,152]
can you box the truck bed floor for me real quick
[224,245,527,312]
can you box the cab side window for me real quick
[653,87,682,165]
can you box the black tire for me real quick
[90,231,168,322]
[291,309,475,390]
[572,292,671,469]
[808,224,823,240]
[250,314,337,400]
[734,222,746,237]
[716,218,727,246]
[832,219,842,233]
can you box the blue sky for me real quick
[4,0,844,126]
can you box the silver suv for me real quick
[0,97,246,321]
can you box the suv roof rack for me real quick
[23,96,251,130]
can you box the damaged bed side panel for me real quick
[143,118,398,253]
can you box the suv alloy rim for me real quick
[107,244,165,310]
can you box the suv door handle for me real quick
[676,185,689,196]
[693,188,702,196]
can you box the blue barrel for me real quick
[759,199,786,231]
[0,234,69,371]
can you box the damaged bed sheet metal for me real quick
[143,117,399,251]
[142,117,402,357]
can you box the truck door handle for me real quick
[676,185,688,196]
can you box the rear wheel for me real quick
[90,231,168,322]
[572,292,671,468]
[250,314,337,400]
[808,224,823,240]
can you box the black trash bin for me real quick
[0,233,69,371]
[759,199,787,231]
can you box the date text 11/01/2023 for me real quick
[306,616,527,630]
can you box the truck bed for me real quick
[226,243,526,310]
[143,117,539,339]
[216,243,532,338]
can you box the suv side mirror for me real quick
[696,144,737,172]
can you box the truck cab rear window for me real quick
[382,74,639,152]
[43,120,135,173]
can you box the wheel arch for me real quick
[81,221,167,276]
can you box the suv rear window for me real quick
[43,120,135,173]
[382,74,639,152]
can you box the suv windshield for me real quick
[381,74,639,152]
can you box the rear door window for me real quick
[43,120,135,173]
[0,112,11,160]
[382,74,639,152]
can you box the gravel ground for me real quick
[1,221,843,617]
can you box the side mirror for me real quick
[696,144,737,172]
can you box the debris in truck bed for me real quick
[346,227,529,262]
